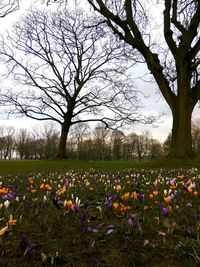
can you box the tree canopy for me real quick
[0,6,154,158]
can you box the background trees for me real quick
[0,120,199,160]
[0,123,166,160]
[0,6,151,159]
[0,126,15,159]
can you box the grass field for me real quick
[0,159,200,266]
[0,158,200,175]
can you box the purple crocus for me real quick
[20,234,29,249]
[88,225,101,233]
[107,225,115,235]
[105,193,113,213]
[73,204,80,213]
[27,243,38,254]
[162,207,169,217]
[127,217,133,226]
[17,234,38,255]
[137,194,144,202]
[80,210,90,225]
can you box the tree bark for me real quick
[168,67,195,158]
[56,122,70,159]
[169,103,193,159]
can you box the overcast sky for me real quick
[0,0,199,142]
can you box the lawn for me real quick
[0,160,200,266]
[0,158,200,175]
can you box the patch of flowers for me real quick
[0,168,200,265]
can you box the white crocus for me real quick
[75,197,81,206]
[164,189,168,196]
[188,182,196,189]
[4,200,10,209]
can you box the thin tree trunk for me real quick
[56,122,70,159]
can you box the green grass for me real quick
[0,160,200,266]
[0,158,200,176]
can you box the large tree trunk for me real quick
[56,122,70,159]
[169,107,193,159]
[168,83,194,159]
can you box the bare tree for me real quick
[110,129,124,160]
[0,0,19,18]
[93,122,110,160]
[86,0,200,159]
[32,123,59,158]
[192,118,200,155]
[0,125,15,159]
[70,122,90,159]
[0,7,151,158]
[15,128,31,159]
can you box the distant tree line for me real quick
[0,119,200,160]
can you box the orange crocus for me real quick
[187,187,193,193]
[120,205,127,212]
[8,219,17,225]
[58,187,65,195]
[121,192,130,200]
[0,188,9,195]
[153,190,158,196]
[164,196,171,203]
[132,191,137,200]
[149,193,154,199]
[170,185,176,190]
[193,191,198,196]
[39,183,45,189]
[113,202,119,209]
[31,189,36,193]
[177,175,184,179]
[45,184,51,191]
[66,200,72,207]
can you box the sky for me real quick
[0,0,199,142]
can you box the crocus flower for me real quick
[4,200,10,209]
[27,243,38,254]
[18,234,29,253]
[149,193,154,199]
[107,225,115,235]
[137,194,144,202]
[88,225,100,233]
[164,196,171,203]
[0,188,9,195]
[113,202,119,209]
[73,204,80,213]
[162,208,169,217]
[18,234,38,255]
[127,217,133,226]
[132,191,137,200]
[80,210,90,225]
[153,190,158,196]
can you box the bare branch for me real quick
[0,0,19,18]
